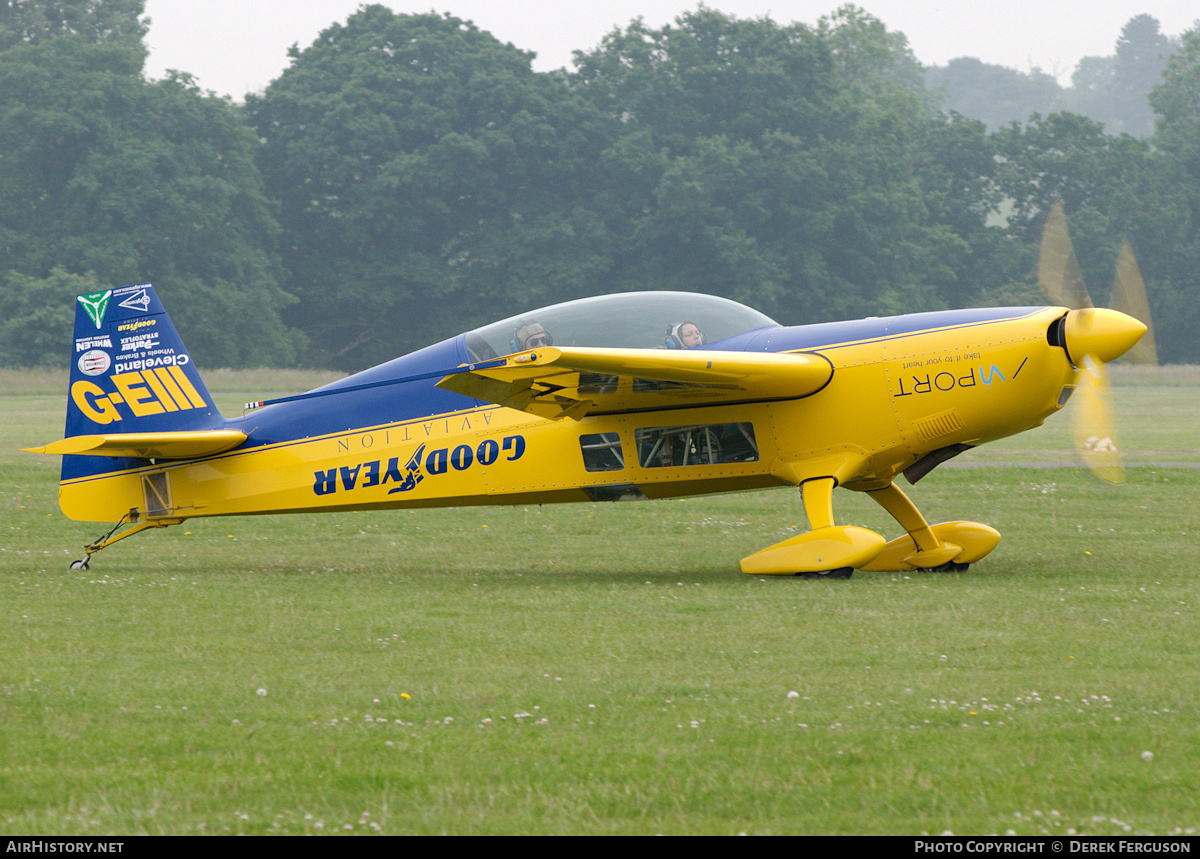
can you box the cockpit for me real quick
[464,292,778,362]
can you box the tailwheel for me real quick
[68,513,186,571]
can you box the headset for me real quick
[665,321,705,349]
[511,321,553,352]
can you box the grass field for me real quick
[2,367,1197,835]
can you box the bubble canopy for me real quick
[464,292,777,360]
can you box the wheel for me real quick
[796,566,854,579]
[69,559,89,571]
[920,561,969,573]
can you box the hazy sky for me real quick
[143,1,1198,99]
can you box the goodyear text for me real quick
[312,436,527,496]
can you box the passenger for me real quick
[666,321,705,349]
[512,321,553,351]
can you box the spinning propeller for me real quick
[1037,202,1153,484]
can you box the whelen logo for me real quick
[77,350,111,377]
[70,367,207,424]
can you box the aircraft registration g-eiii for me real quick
[27,281,1145,578]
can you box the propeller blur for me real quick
[1038,201,1155,484]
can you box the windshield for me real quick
[464,292,776,360]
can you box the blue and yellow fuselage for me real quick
[56,306,1076,523]
[34,286,1145,573]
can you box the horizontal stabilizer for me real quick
[438,346,833,419]
[25,430,247,460]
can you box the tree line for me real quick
[2,1,1198,371]
[928,14,1180,135]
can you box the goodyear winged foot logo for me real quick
[389,444,426,494]
[78,291,113,330]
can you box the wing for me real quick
[437,347,833,420]
[24,430,247,459]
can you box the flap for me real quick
[25,430,247,459]
[437,346,833,419]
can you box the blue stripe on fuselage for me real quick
[232,307,1054,447]
[707,307,1051,353]
[229,335,480,448]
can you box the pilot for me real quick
[512,321,553,351]
[666,321,705,349]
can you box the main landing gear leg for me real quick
[740,477,886,577]
[69,514,186,571]
[859,482,999,572]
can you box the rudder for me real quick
[63,283,224,481]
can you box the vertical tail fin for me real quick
[63,283,225,480]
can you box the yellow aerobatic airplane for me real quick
[27,259,1145,578]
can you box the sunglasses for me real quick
[525,334,551,347]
